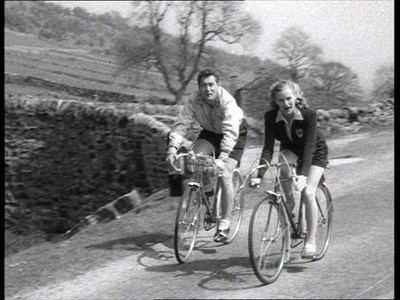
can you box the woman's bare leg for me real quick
[302,165,324,255]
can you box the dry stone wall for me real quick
[5,95,174,236]
[315,98,394,135]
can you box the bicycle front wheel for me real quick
[313,183,333,261]
[248,196,289,284]
[174,187,201,264]
[224,169,244,243]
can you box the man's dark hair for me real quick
[197,69,219,86]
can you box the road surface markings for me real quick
[355,273,393,298]
[329,157,364,166]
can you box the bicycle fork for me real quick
[187,181,217,229]
[264,194,291,263]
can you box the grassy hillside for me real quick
[5,1,274,102]
[5,28,268,104]
[5,30,174,100]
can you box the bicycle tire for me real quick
[174,187,201,264]
[248,196,289,284]
[224,169,244,243]
[214,182,222,224]
[313,182,333,261]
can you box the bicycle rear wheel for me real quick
[174,187,201,264]
[313,183,333,261]
[248,196,289,284]
[224,169,244,243]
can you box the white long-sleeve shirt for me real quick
[169,86,243,154]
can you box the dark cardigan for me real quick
[260,107,328,176]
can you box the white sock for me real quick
[305,237,316,246]
[218,219,230,230]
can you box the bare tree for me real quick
[312,62,364,107]
[371,64,394,99]
[114,1,261,103]
[272,27,323,81]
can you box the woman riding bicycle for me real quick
[250,80,328,258]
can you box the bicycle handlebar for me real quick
[173,151,220,176]
[243,156,300,190]
[171,152,188,174]
[175,152,216,161]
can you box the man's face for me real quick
[199,75,219,103]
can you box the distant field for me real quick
[4,28,73,49]
[5,29,257,103]
[4,30,189,101]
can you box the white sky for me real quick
[48,1,394,91]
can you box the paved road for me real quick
[6,128,394,299]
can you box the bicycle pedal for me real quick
[204,224,216,231]
[290,240,303,249]
[203,214,217,231]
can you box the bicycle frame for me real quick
[247,153,333,282]
[245,155,306,241]
[173,144,246,262]
[174,151,222,224]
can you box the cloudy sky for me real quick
[49,1,394,92]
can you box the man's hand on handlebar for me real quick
[215,151,229,171]
[214,159,225,171]
[166,146,178,172]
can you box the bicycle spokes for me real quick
[313,184,333,261]
[223,170,244,244]
[248,198,288,284]
[174,189,201,263]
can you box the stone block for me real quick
[316,109,330,121]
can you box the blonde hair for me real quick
[269,80,309,110]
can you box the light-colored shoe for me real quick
[213,228,229,243]
[301,241,316,258]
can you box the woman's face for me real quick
[274,87,297,117]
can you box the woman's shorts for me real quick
[197,119,248,163]
[311,140,329,169]
[282,140,329,170]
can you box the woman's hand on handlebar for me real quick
[293,175,307,191]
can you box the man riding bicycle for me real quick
[166,69,247,243]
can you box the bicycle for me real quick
[173,150,244,264]
[247,153,333,284]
